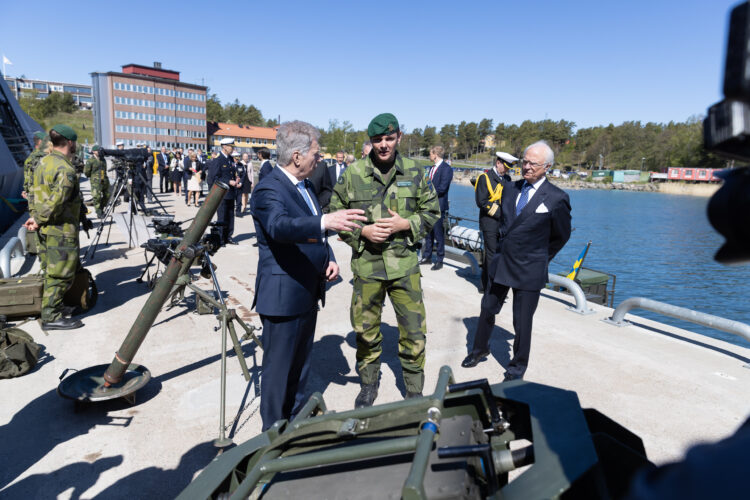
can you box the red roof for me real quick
[122,64,180,81]
[212,122,277,140]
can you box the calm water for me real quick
[448,183,750,348]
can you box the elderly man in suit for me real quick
[251,120,366,430]
[462,140,571,381]
[420,145,453,270]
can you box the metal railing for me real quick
[0,236,25,278]
[546,274,594,315]
[604,297,750,344]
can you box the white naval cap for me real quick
[496,151,519,163]
[219,138,235,145]
[115,141,125,146]
[231,151,240,157]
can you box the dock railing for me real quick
[546,274,594,315]
[604,297,750,345]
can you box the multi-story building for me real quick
[91,62,207,150]
[207,122,278,156]
[3,76,93,109]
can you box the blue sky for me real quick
[0,0,738,132]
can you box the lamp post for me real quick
[641,157,646,171]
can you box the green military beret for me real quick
[51,124,77,141]
[367,113,400,137]
[92,145,101,152]
[33,131,46,141]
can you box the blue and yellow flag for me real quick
[566,241,591,280]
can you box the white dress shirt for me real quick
[515,176,547,207]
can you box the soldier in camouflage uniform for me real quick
[22,131,48,256]
[28,124,86,330]
[330,113,440,407]
[83,145,109,218]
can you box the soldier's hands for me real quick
[24,218,39,231]
[325,261,339,281]
[324,209,367,232]
[21,191,27,199]
[361,223,391,243]
[374,209,411,233]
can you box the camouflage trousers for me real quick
[91,185,110,218]
[351,272,426,393]
[38,231,79,322]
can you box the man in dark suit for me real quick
[206,138,239,245]
[462,140,571,381]
[420,145,453,270]
[257,147,273,182]
[328,150,347,186]
[251,120,366,430]
[309,157,333,212]
[157,146,170,193]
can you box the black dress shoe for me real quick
[226,238,238,245]
[431,261,443,271]
[354,382,379,408]
[503,372,521,382]
[419,257,432,265]
[42,317,83,330]
[461,351,490,368]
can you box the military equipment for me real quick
[0,320,40,379]
[178,366,650,499]
[0,277,43,319]
[58,181,231,404]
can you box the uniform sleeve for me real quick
[83,158,93,178]
[330,171,366,252]
[406,172,440,244]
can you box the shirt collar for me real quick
[525,176,546,190]
[278,165,304,187]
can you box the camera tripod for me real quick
[84,162,169,262]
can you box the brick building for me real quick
[91,63,207,149]
[3,76,93,109]
[207,122,278,156]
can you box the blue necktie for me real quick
[297,181,316,215]
[516,182,532,216]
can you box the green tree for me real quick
[421,126,437,154]
[439,124,457,158]
[206,93,224,122]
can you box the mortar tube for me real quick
[103,181,229,385]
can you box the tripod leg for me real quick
[234,316,263,351]
[227,319,251,381]
[214,311,232,448]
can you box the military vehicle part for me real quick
[57,363,150,404]
[57,181,229,404]
[178,365,650,499]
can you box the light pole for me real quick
[641,157,646,171]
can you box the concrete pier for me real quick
[1,184,748,498]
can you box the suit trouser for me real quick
[182,175,189,203]
[422,213,445,262]
[145,171,153,203]
[481,230,499,290]
[216,198,235,243]
[470,282,540,378]
[260,308,318,431]
[158,170,170,193]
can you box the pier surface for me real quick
[2,186,749,499]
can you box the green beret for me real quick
[367,113,400,137]
[92,145,101,152]
[33,131,46,141]
[51,124,77,141]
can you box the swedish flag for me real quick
[566,241,591,280]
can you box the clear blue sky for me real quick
[0,0,739,132]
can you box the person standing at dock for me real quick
[420,146,452,270]
[462,141,571,380]
[331,113,440,408]
[475,151,516,291]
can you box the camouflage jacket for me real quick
[84,156,109,190]
[31,150,84,238]
[23,148,47,206]
[330,152,440,280]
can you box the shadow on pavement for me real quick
[462,316,513,369]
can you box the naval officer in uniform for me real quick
[206,138,239,245]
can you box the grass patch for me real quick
[44,110,95,145]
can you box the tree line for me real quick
[206,93,278,127]
[19,91,78,123]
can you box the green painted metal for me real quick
[103,181,228,385]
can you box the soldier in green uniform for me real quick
[330,113,440,407]
[27,124,86,330]
[22,131,48,256]
[83,145,110,218]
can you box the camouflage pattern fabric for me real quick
[84,156,110,217]
[330,152,440,280]
[331,152,438,393]
[23,147,47,209]
[352,272,426,393]
[30,150,82,322]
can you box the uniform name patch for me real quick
[396,181,412,187]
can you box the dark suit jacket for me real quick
[309,160,333,212]
[429,161,453,213]
[157,153,168,172]
[328,162,346,186]
[258,160,273,182]
[250,166,335,317]
[491,178,572,291]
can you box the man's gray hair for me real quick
[362,141,372,153]
[524,140,554,167]
[277,120,320,167]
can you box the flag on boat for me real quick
[566,241,591,280]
